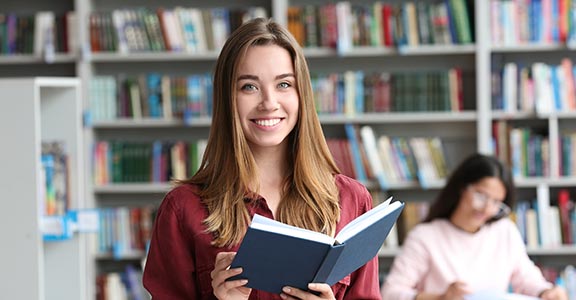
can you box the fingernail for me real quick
[282,287,291,293]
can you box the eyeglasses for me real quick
[468,187,511,217]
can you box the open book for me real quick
[229,197,404,294]
[465,291,539,300]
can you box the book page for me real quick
[335,197,399,243]
[250,214,334,245]
[464,291,539,300]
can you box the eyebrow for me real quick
[237,73,295,81]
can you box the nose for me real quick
[258,87,280,111]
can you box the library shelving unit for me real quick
[78,0,576,295]
[0,78,88,299]
[3,0,576,298]
[486,0,576,273]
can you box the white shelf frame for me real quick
[0,77,88,300]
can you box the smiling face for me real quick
[235,44,300,152]
[451,177,507,232]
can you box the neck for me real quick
[449,215,480,233]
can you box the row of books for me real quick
[89,74,212,122]
[93,140,207,185]
[313,68,464,115]
[0,11,77,57]
[89,68,463,122]
[515,188,576,248]
[490,0,576,45]
[89,6,266,53]
[492,58,576,113]
[96,265,148,300]
[287,0,473,52]
[40,141,69,216]
[98,206,157,259]
[341,125,450,191]
[493,122,550,178]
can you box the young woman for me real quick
[142,18,381,300]
[380,153,567,300]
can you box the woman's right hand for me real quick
[415,281,471,300]
[211,252,252,300]
[440,281,471,300]
[540,286,568,300]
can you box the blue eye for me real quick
[241,84,257,91]
[278,82,291,89]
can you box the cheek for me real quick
[236,97,255,119]
[287,93,300,115]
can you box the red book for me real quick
[381,4,393,47]
[557,189,573,244]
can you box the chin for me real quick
[472,212,488,224]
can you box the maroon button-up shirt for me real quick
[143,174,381,299]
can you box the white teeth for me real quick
[254,118,281,127]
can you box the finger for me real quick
[213,278,249,298]
[452,281,472,293]
[211,266,243,287]
[214,252,236,270]
[282,286,308,299]
[282,285,334,300]
[308,283,334,296]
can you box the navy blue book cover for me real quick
[229,199,404,294]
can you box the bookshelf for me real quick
[0,78,88,299]
[75,0,576,296]
[2,0,576,298]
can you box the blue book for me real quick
[551,65,561,111]
[229,197,404,294]
[344,124,367,184]
[147,73,162,118]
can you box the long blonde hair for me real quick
[183,18,340,247]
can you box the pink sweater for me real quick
[380,218,552,300]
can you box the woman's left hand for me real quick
[280,283,335,300]
[540,286,568,300]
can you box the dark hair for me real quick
[423,153,515,223]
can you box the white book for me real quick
[335,2,352,54]
[160,8,185,52]
[525,208,539,248]
[211,8,230,51]
[547,206,562,246]
[112,10,129,54]
[503,62,518,112]
[189,8,207,53]
[378,136,400,183]
[537,183,550,247]
[34,11,55,59]
[359,126,388,190]
[409,137,437,189]
[176,7,196,53]
[533,63,554,114]
[66,11,79,54]
[344,71,356,116]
